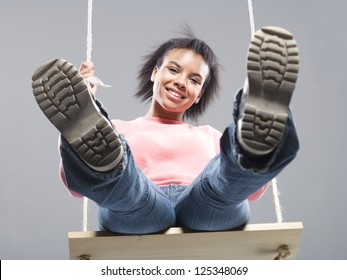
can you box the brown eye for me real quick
[168,67,178,74]
[190,77,200,85]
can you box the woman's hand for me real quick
[79,61,97,97]
[79,61,95,79]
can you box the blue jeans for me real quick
[60,90,299,234]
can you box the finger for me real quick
[79,63,95,79]
[79,61,95,72]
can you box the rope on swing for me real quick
[272,177,284,223]
[86,0,93,63]
[247,0,256,38]
[82,0,94,232]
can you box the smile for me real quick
[167,88,185,99]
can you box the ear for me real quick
[150,66,158,82]
[195,91,203,104]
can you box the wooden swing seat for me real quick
[68,221,303,260]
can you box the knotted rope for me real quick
[82,0,94,232]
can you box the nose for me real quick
[174,76,187,89]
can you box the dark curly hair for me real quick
[135,31,220,121]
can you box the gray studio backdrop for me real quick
[1,0,346,259]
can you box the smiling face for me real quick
[147,48,209,122]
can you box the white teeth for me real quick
[168,90,183,99]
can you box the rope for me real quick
[247,0,284,223]
[247,0,256,38]
[86,0,93,63]
[271,178,283,223]
[82,0,94,232]
[82,197,89,232]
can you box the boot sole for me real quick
[239,26,299,155]
[32,58,123,172]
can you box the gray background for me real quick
[1,0,346,259]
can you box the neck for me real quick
[146,102,185,122]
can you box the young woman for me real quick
[32,26,299,234]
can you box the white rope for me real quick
[271,178,283,223]
[82,0,94,232]
[86,0,93,63]
[82,197,89,231]
[247,0,256,38]
[247,0,284,223]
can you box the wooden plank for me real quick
[68,222,303,260]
